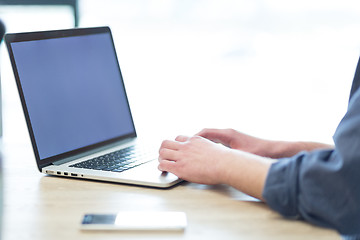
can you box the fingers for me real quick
[158,135,189,162]
[198,128,232,137]
[158,159,177,173]
[175,135,190,142]
[159,148,180,161]
[160,135,189,150]
[158,136,189,157]
[196,128,220,139]
[158,135,189,173]
[160,139,181,151]
[196,128,226,144]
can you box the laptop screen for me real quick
[8,29,136,161]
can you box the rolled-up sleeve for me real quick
[263,89,360,235]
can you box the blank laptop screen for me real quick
[10,32,135,160]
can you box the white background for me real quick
[2,0,360,148]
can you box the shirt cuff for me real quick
[262,153,305,219]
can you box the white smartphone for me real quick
[80,211,187,231]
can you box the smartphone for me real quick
[80,211,187,231]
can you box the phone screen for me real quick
[81,212,187,231]
[82,214,117,225]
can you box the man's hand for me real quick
[158,135,232,185]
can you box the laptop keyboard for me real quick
[69,146,155,173]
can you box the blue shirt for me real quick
[263,58,360,236]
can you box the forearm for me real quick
[219,150,272,201]
[217,141,334,200]
[267,140,334,159]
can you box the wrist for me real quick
[222,150,271,200]
[215,148,237,185]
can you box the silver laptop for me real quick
[5,26,181,188]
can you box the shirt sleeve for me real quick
[262,89,360,235]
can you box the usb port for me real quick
[71,173,78,177]
[64,172,68,176]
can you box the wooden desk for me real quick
[1,141,340,240]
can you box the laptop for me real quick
[5,26,181,188]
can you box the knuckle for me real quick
[191,135,202,142]
[225,128,235,135]
[175,135,184,141]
